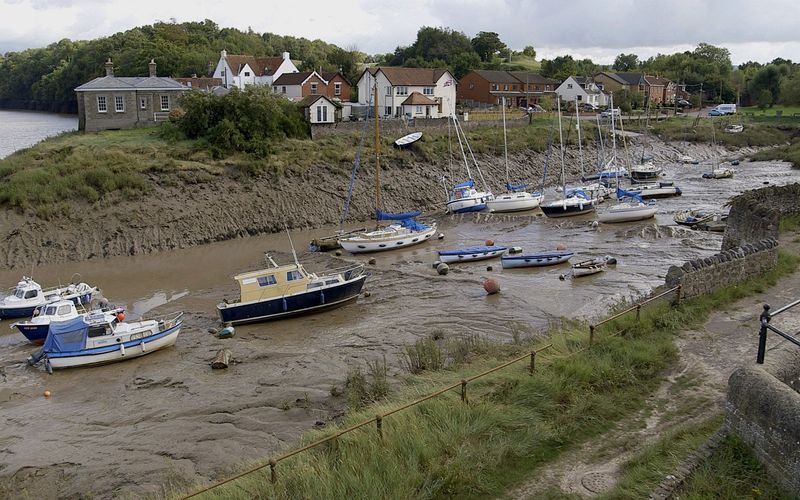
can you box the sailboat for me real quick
[338,80,438,253]
[629,98,663,181]
[573,97,612,202]
[445,112,494,213]
[486,97,543,212]
[598,94,658,224]
[540,98,598,218]
[702,117,735,179]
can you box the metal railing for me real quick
[757,300,800,364]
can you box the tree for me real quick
[613,53,639,72]
[779,74,800,105]
[540,55,577,81]
[757,89,773,110]
[749,65,782,105]
[522,46,536,59]
[471,31,507,62]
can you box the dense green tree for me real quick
[540,55,576,81]
[613,53,639,71]
[779,74,800,105]
[749,65,782,105]
[523,46,536,59]
[757,89,773,109]
[471,31,507,62]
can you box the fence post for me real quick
[757,304,770,364]
[529,351,536,374]
[375,415,383,439]
[636,304,641,322]
[589,324,595,346]
[675,285,682,305]
[269,459,277,483]
[461,380,468,403]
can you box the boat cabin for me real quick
[9,278,41,301]
[33,300,77,320]
[233,259,312,303]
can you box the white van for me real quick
[711,104,737,115]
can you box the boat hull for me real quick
[486,193,542,213]
[438,247,507,264]
[446,197,488,213]
[628,185,682,199]
[0,292,92,319]
[339,225,437,253]
[501,252,573,268]
[573,265,605,277]
[46,324,181,369]
[599,205,657,223]
[540,198,597,218]
[218,275,367,325]
[15,323,50,344]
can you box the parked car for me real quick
[580,103,599,112]
[675,99,691,108]
[600,108,621,118]
[708,109,724,116]
[709,104,736,115]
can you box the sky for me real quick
[1,0,798,65]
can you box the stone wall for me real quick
[665,238,779,299]
[722,183,800,251]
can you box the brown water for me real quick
[0,110,78,159]
[0,158,796,498]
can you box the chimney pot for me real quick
[282,51,290,61]
[221,49,227,58]
[105,58,114,77]
[149,59,157,77]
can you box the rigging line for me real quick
[541,107,557,191]
[339,101,370,229]
[450,112,471,179]
[455,111,489,191]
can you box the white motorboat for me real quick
[28,311,183,370]
[630,160,663,181]
[702,167,735,179]
[12,299,122,344]
[678,154,699,164]
[0,277,98,319]
[598,200,657,223]
[626,181,682,199]
[438,245,508,264]
[394,131,422,148]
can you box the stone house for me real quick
[211,50,298,89]
[75,59,185,132]
[272,70,351,102]
[356,67,456,119]
[555,76,609,108]
[457,69,558,108]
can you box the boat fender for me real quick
[218,325,235,339]
[438,233,445,240]
[432,260,442,269]
[436,263,449,276]
[320,291,325,305]
[282,298,288,311]
[485,239,494,246]
[120,343,125,357]
[556,243,568,250]
[604,256,617,265]
[509,246,523,254]
[141,340,147,352]
[483,278,500,295]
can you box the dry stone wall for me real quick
[723,183,800,251]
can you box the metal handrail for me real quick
[757,302,800,364]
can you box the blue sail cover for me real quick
[568,189,590,200]
[506,182,529,191]
[42,316,90,354]
[454,179,474,188]
[376,209,422,221]
[616,187,644,203]
[400,218,430,231]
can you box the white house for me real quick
[356,67,457,119]
[299,95,338,124]
[555,76,608,108]
[212,50,299,89]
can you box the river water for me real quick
[0,154,797,497]
[0,110,78,159]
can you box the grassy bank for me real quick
[180,249,799,500]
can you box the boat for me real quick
[724,124,743,133]
[571,257,608,277]
[541,98,598,218]
[501,251,573,268]
[217,250,367,325]
[572,96,612,203]
[0,277,98,319]
[702,116,735,179]
[445,112,493,213]
[625,181,682,199]
[674,209,728,228]
[438,245,508,264]
[678,154,699,165]
[11,299,123,344]
[629,100,663,181]
[27,310,183,371]
[486,97,543,213]
[339,78,438,252]
[394,131,422,148]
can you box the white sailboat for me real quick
[574,97,612,202]
[629,99,663,181]
[599,94,657,224]
[541,98,598,218]
[339,80,437,253]
[445,112,494,213]
[486,97,543,213]
[702,117,735,179]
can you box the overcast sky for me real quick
[1,0,798,65]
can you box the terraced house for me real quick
[211,50,299,89]
[75,59,185,132]
[592,72,675,105]
[272,70,351,102]
[457,70,559,108]
[356,67,457,119]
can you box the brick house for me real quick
[356,67,456,119]
[593,72,675,105]
[75,59,185,132]
[272,70,351,101]
[457,70,558,108]
[643,76,676,105]
[211,50,299,89]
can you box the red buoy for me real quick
[483,278,500,295]
[116,312,126,321]
[556,243,568,250]
[485,239,495,246]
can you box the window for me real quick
[140,97,146,110]
[469,82,475,89]
[416,105,422,114]
[244,71,251,77]
[577,95,582,101]
[503,84,508,91]
[272,86,278,93]
[423,87,434,95]
[385,106,391,116]
[316,105,329,122]
[24,290,38,299]
[45,306,57,316]
[257,275,277,287]
[114,95,124,112]
[310,83,318,94]
[160,95,170,111]
[396,86,408,96]
[282,86,287,94]
[385,86,391,96]
[57,305,72,315]
[334,82,341,95]
[287,270,303,281]
[97,96,107,113]
[491,84,498,91]
[567,83,573,89]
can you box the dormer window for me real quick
[311,83,318,94]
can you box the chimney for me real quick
[282,51,290,61]
[105,58,114,77]
[148,59,157,77]
[221,49,227,58]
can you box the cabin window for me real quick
[57,305,72,315]
[334,82,341,95]
[287,270,303,281]
[24,290,38,299]
[307,282,323,289]
[45,306,57,316]
[325,279,339,285]
[423,87,434,95]
[257,275,277,287]
[160,95,170,111]
[88,326,108,338]
[97,96,107,113]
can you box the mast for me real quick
[609,92,617,165]
[574,96,584,176]
[556,97,566,194]
[502,96,509,187]
[373,79,381,219]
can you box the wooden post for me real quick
[676,285,682,305]
[529,351,536,374]
[636,304,641,322]
[461,380,468,403]
[269,459,277,483]
[757,304,770,364]
[375,415,383,439]
[589,324,595,345]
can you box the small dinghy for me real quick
[438,245,508,264]
[501,251,573,269]
[678,155,699,164]
[626,181,682,199]
[12,299,123,344]
[394,131,422,148]
[0,277,98,319]
[27,311,183,371]
[571,257,611,278]
[674,209,728,229]
[702,167,734,179]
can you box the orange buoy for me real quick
[556,243,568,250]
[483,278,500,295]
[485,239,495,246]
[44,390,51,398]
[116,312,126,321]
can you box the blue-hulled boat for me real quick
[501,251,574,268]
[438,245,508,264]
[0,277,98,319]
[217,254,367,326]
[12,299,124,344]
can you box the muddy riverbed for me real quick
[0,156,798,498]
